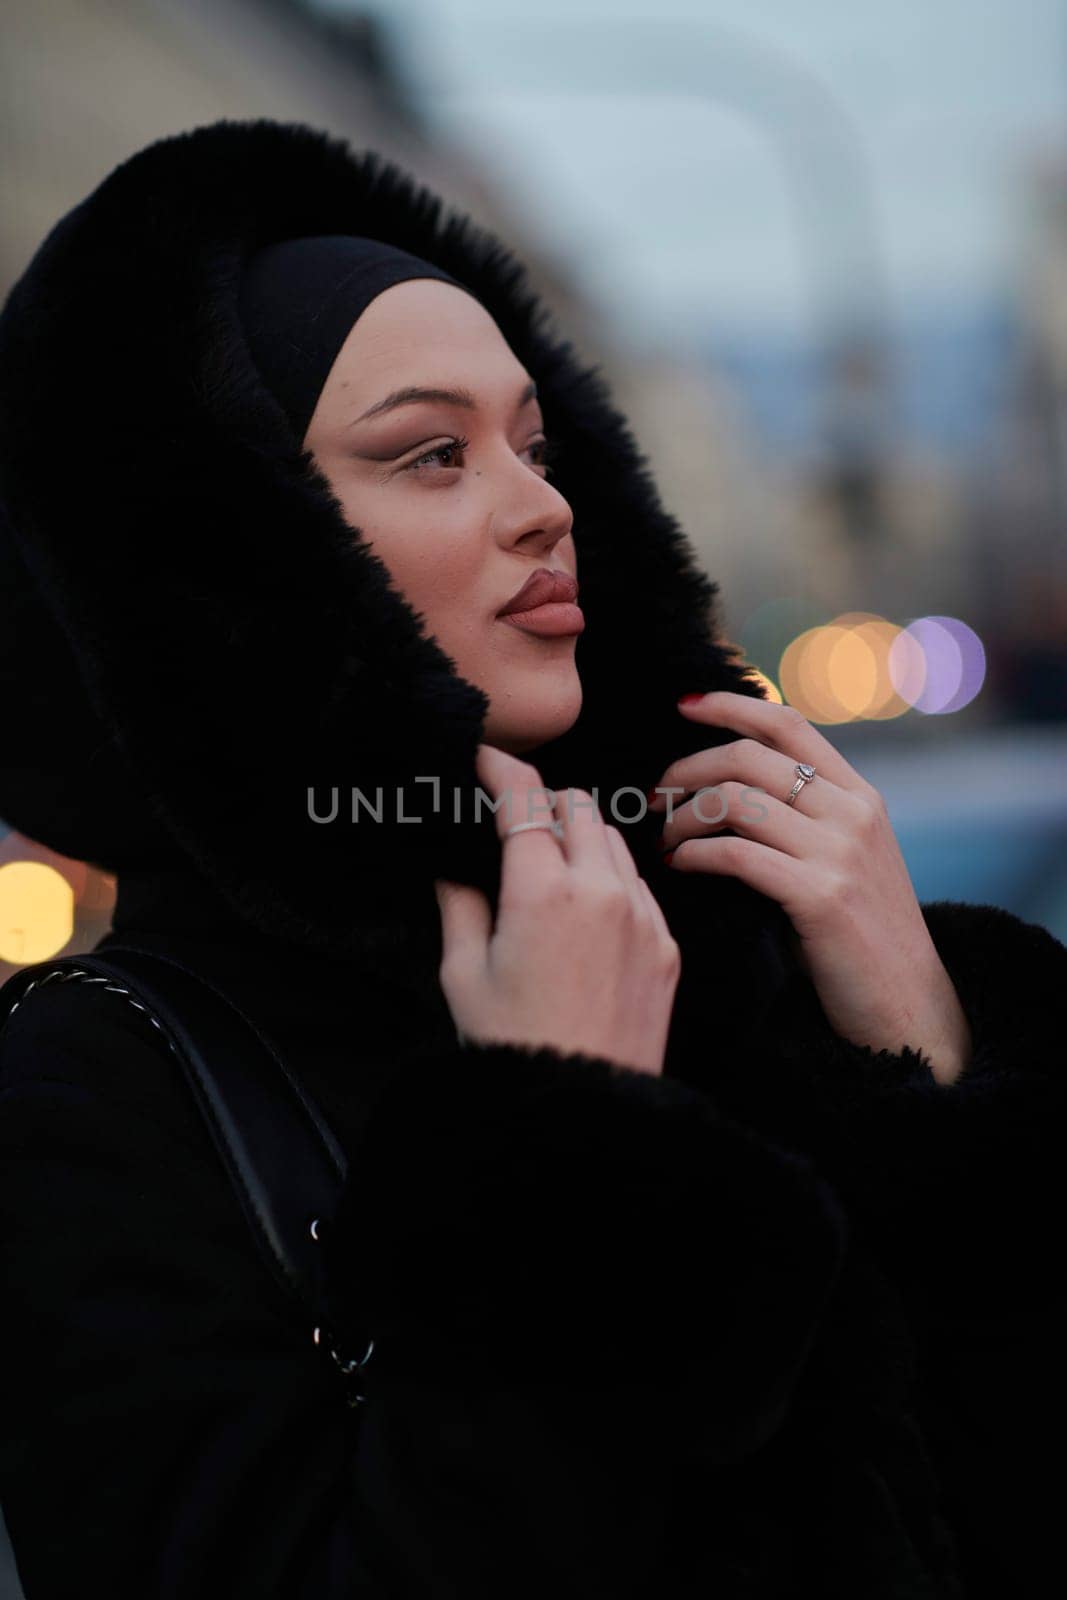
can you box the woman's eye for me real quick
[403,433,561,475]
[407,435,471,472]
[528,436,560,476]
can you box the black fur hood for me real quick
[0,117,775,964]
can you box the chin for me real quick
[486,676,582,755]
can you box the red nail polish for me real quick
[662,850,675,866]
[678,693,705,706]
[645,786,659,804]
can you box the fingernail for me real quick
[645,786,659,805]
[662,850,675,866]
[678,692,706,706]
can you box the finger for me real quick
[477,741,562,850]
[668,832,814,919]
[555,786,619,876]
[475,744,568,904]
[434,878,492,963]
[602,823,646,917]
[673,691,866,794]
[660,779,816,861]
[603,826,678,955]
[652,748,831,825]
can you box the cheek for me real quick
[360,513,488,639]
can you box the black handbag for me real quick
[0,941,374,1408]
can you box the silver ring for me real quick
[785,762,817,807]
[503,820,565,841]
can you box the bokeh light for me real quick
[0,860,75,964]
[774,610,985,723]
[780,623,855,723]
[897,616,987,714]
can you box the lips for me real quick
[496,568,579,616]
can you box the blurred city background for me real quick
[2,0,1067,991]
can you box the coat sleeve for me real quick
[681,899,1067,1600]
[706,900,1067,1315]
[0,972,848,1599]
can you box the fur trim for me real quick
[0,118,774,962]
[679,901,1067,1318]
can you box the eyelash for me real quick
[405,434,562,477]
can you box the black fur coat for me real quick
[0,119,1064,1598]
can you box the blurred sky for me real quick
[318,0,1067,348]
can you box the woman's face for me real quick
[303,278,582,755]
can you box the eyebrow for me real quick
[350,379,539,425]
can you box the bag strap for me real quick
[0,943,373,1405]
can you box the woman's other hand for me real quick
[434,743,681,1077]
[648,691,972,1085]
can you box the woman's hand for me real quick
[648,691,972,1085]
[434,743,681,1078]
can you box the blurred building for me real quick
[1,0,589,312]
[967,152,1067,722]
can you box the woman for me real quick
[0,118,1063,1598]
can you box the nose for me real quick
[493,456,573,559]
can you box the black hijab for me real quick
[237,233,468,444]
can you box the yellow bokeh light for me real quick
[0,860,75,965]
[826,626,880,716]
[826,614,911,720]
[778,612,917,722]
[780,626,856,723]
[848,620,912,719]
